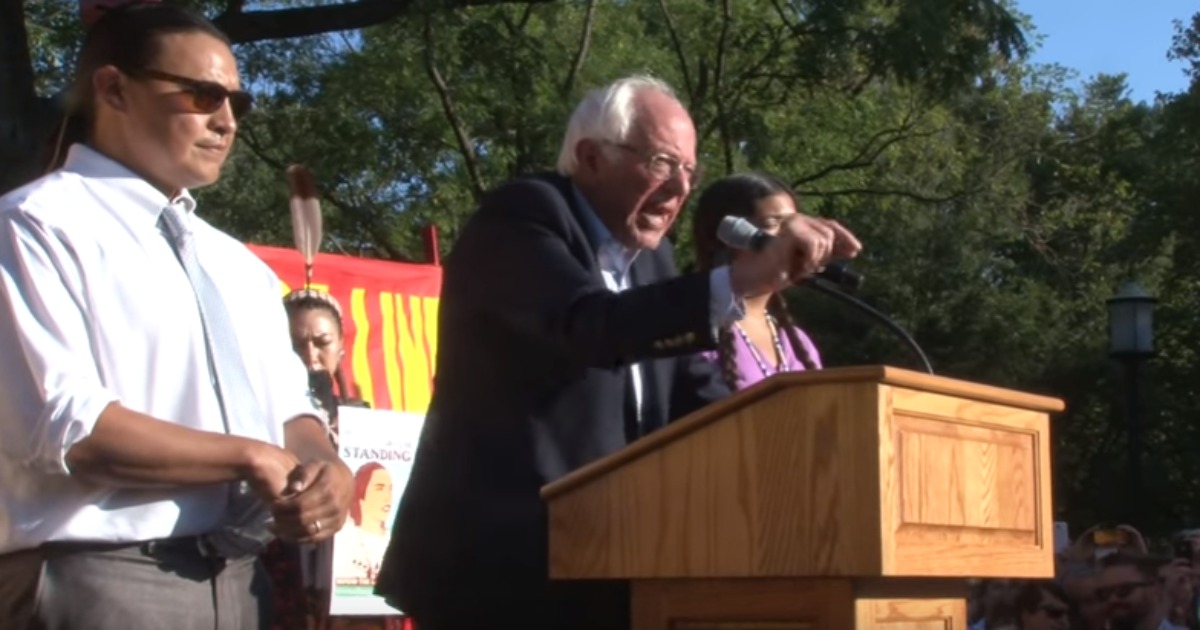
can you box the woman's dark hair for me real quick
[692,172,793,273]
[691,173,818,390]
[283,290,352,403]
[45,3,230,170]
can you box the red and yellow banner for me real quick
[248,245,442,413]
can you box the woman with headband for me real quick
[283,288,360,425]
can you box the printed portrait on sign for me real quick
[332,461,394,585]
[328,406,422,615]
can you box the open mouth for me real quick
[639,208,674,231]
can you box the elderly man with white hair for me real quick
[375,74,862,630]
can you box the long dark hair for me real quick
[692,172,819,390]
[44,2,230,171]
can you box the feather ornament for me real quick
[287,164,323,288]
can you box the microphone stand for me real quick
[801,278,935,375]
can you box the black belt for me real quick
[138,535,221,559]
[37,535,222,560]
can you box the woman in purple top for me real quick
[693,173,823,390]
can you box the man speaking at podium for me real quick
[376,75,861,630]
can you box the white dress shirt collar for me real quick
[570,182,639,283]
[62,143,197,220]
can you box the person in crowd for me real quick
[267,288,363,629]
[969,580,991,628]
[1014,580,1072,630]
[1174,530,1200,567]
[1171,529,1200,629]
[1061,561,1111,630]
[1068,524,1150,563]
[374,74,861,630]
[1098,553,1173,630]
[284,288,367,427]
[1160,558,1195,630]
[971,579,1020,629]
[0,5,352,628]
[691,173,823,389]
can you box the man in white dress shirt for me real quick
[0,5,352,629]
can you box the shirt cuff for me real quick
[708,266,745,329]
[51,392,119,476]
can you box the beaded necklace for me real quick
[732,314,791,378]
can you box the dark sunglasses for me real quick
[123,68,253,120]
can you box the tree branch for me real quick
[788,95,945,187]
[423,15,486,200]
[561,0,597,97]
[695,23,788,144]
[655,0,695,105]
[797,186,968,205]
[516,3,535,32]
[497,4,533,36]
[793,125,936,185]
[213,0,551,44]
[714,0,735,174]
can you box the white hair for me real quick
[555,74,677,176]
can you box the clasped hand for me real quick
[244,444,354,543]
[729,214,862,298]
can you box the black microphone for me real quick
[803,278,935,374]
[716,216,864,290]
[308,369,337,414]
[716,215,933,374]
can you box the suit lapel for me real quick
[535,173,611,288]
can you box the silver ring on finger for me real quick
[310,520,322,535]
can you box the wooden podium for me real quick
[541,366,1064,629]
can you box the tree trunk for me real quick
[0,1,57,195]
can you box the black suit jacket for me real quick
[375,173,728,625]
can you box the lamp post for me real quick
[1107,282,1156,523]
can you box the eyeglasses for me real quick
[1095,580,1155,602]
[606,142,701,187]
[122,68,254,120]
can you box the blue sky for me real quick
[1015,0,1194,102]
[232,3,1193,105]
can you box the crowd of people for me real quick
[968,525,1200,630]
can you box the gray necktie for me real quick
[159,202,274,557]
